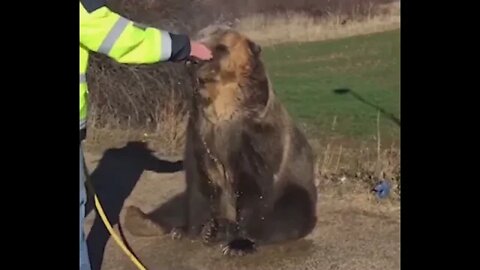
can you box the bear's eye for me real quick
[214,44,229,58]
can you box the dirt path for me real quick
[83,145,400,270]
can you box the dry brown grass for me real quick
[301,109,400,199]
[235,2,400,46]
[311,139,400,199]
[85,53,192,154]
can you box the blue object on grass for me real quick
[372,180,391,199]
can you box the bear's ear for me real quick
[247,39,262,57]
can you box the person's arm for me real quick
[80,0,193,63]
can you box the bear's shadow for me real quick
[145,192,188,232]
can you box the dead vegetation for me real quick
[312,139,400,200]
[236,2,400,45]
[86,54,191,152]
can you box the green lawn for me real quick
[262,29,400,143]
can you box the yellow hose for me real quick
[92,194,147,270]
[83,157,147,270]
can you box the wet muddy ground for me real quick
[83,146,399,270]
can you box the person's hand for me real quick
[190,41,212,61]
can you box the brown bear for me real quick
[126,27,317,256]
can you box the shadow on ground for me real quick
[85,141,183,270]
[333,88,400,127]
[81,141,400,270]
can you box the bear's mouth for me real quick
[185,57,213,87]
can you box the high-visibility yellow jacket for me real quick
[80,0,191,132]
